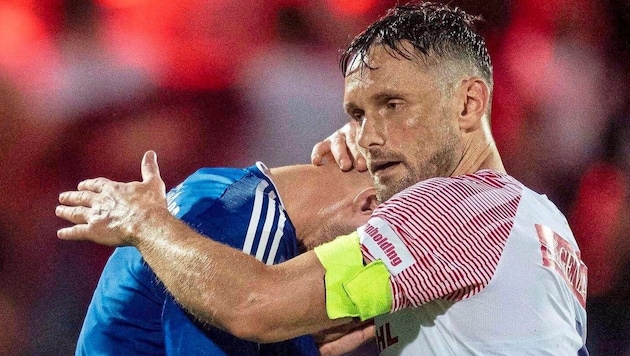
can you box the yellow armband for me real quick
[314,232,393,321]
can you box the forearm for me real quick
[131,207,346,342]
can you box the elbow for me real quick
[220,291,289,343]
[225,319,278,343]
[223,307,285,343]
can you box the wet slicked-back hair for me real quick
[340,2,493,94]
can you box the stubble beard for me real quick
[374,140,460,202]
[374,168,416,202]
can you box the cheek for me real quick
[405,115,422,128]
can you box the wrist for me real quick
[128,204,173,248]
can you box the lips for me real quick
[370,161,401,175]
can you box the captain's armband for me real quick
[314,232,393,321]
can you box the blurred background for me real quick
[0,0,628,354]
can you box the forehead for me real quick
[343,44,438,97]
[346,41,416,71]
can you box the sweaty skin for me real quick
[57,36,502,351]
[314,44,503,199]
[57,151,352,343]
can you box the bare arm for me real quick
[56,151,350,343]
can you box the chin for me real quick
[376,176,417,202]
[375,183,398,202]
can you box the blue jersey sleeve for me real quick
[76,247,166,355]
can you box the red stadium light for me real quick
[326,0,376,16]
[96,0,148,9]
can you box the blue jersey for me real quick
[76,163,318,355]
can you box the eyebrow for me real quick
[374,93,396,103]
[343,91,406,114]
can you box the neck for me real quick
[451,121,506,176]
[267,165,327,247]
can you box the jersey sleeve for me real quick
[76,247,166,355]
[358,173,522,312]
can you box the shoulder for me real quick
[374,170,523,217]
[361,171,524,275]
[359,172,525,309]
[167,167,248,204]
[166,164,298,260]
[166,165,262,219]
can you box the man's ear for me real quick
[352,187,380,215]
[458,77,489,132]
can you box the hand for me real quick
[311,122,367,172]
[56,151,168,247]
[315,319,375,356]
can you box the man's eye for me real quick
[351,110,364,122]
[387,100,403,109]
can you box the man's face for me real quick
[343,43,463,201]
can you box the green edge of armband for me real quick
[314,232,364,319]
[314,232,393,321]
[344,260,392,320]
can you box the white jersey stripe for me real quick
[255,191,278,261]
[243,180,269,255]
[265,208,286,265]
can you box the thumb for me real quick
[141,150,161,183]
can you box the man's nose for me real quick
[357,114,385,150]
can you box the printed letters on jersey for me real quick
[359,217,415,275]
[536,224,588,308]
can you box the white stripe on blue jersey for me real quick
[243,180,269,256]
[243,179,288,265]
[266,209,286,265]
[255,188,279,262]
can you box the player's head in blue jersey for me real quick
[270,157,379,251]
[338,1,503,202]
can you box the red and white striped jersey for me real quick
[358,170,588,355]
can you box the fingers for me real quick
[55,205,90,224]
[57,191,100,226]
[312,123,367,171]
[142,151,167,196]
[78,177,112,193]
[329,132,354,171]
[311,129,353,170]
[58,190,98,207]
[311,140,331,166]
[344,122,368,172]
[318,323,376,356]
[345,138,368,173]
[361,324,375,341]
[354,156,368,172]
[57,224,121,247]
[57,224,92,241]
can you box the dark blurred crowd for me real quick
[0,0,628,354]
